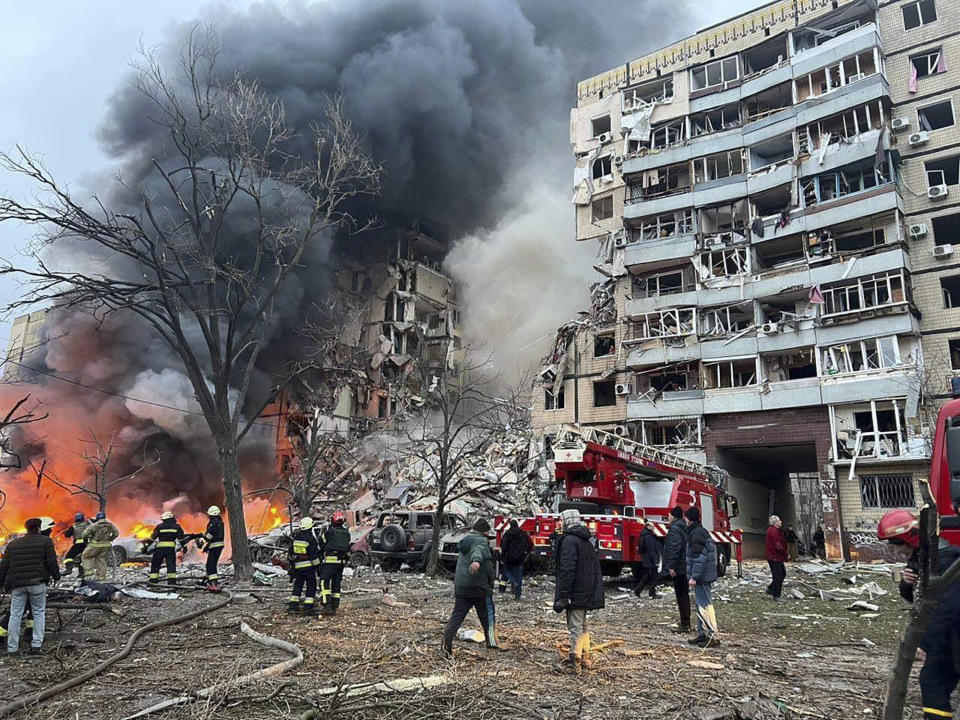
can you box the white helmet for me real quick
[38,517,56,533]
[207,506,221,516]
[299,517,314,530]
[161,511,174,520]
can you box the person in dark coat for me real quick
[765,515,788,600]
[553,509,604,672]
[500,520,533,599]
[442,519,498,655]
[0,517,61,655]
[662,506,691,632]
[685,506,719,648]
[634,519,661,599]
[785,524,799,561]
[813,526,826,560]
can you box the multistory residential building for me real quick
[534,0,960,558]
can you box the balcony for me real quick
[623,234,697,271]
[759,377,822,411]
[820,370,919,406]
[799,128,885,178]
[627,390,705,419]
[624,188,694,217]
[790,23,880,78]
[625,341,699,368]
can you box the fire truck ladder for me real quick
[556,425,708,476]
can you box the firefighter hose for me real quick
[0,588,234,718]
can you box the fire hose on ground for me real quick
[0,587,235,718]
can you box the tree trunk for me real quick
[219,439,253,580]
[97,495,107,514]
[426,497,445,577]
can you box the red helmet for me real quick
[331,511,346,526]
[877,509,920,548]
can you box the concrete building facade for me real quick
[534,0,960,558]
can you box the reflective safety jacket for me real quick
[82,520,119,548]
[203,516,225,549]
[65,521,90,546]
[289,529,320,571]
[151,519,185,549]
[320,525,351,564]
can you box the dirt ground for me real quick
[0,559,931,719]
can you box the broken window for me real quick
[699,200,748,235]
[634,308,697,339]
[649,119,685,150]
[762,348,817,381]
[594,333,616,357]
[925,156,960,188]
[950,339,960,370]
[793,17,866,53]
[902,0,937,30]
[751,185,792,219]
[742,82,793,122]
[591,115,612,137]
[860,474,915,509]
[794,50,876,101]
[833,399,908,460]
[821,337,900,374]
[934,213,960,246]
[636,268,690,297]
[911,49,945,79]
[592,156,613,180]
[918,100,955,132]
[742,36,787,76]
[641,364,699,393]
[593,380,617,407]
[622,77,674,113]
[691,104,741,137]
[821,272,906,317]
[640,417,701,446]
[544,385,565,410]
[631,163,691,200]
[695,247,750,280]
[803,161,890,207]
[803,101,885,153]
[702,358,757,389]
[635,210,694,241]
[700,302,753,337]
[749,134,793,171]
[754,234,805,271]
[942,276,960,308]
[834,226,885,253]
[693,150,745,183]
[592,195,613,221]
[377,396,388,419]
[691,56,739,91]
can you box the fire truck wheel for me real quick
[600,561,623,578]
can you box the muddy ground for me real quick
[0,559,928,719]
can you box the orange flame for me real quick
[129,522,154,541]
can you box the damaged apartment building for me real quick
[535,0,960,558]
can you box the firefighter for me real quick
[318,511,351,616]
[148,511,184,585]
[200,506,225,589]
[879,509,960,719]
[81,512,119,581]
[63,512,89,578]
[288,517,320,614]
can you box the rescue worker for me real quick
[318,511,351,616]
[200,506,225,589]
[81,512,119,581]
[149,511,184,585]
[879,509,960,719]
[62,512,89,578]
[288,517,320,614]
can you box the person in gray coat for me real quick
[685,506,719,648]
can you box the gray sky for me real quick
[0,0,761,350]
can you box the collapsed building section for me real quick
[545,0,960,559]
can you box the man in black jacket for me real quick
[0,517,61,655]
[318,511,352,616]
[634,519,661,598]
[553,509,604,672]
[662,506,691,633]
[500,520,533,599]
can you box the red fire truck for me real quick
[498,426,743,577]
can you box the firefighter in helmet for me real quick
[200,506,225,589]
[879,508,960,719]
[318,511,351,616]
[149,511,185,585]
[288,517,320,614]
[63,512,89,577]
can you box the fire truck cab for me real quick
[499,426,743,578]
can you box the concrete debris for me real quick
[789,588,805,600]
[847,600,880,612]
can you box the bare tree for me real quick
[398,345,530,576]
[31,428,160,514]
[0,394,47,470]
[0,29,381,577]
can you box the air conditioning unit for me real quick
[614,382,633,396]
[908,223,928,239]
[891,117,910,132]
[613,425,628,437]
[847,73,865,83]
[760,322,780,334]
[909,131,930,146]
[933,244,954,257]
[539,366,557,382]
[613,155,624,166]
[929,184,949,199]
[612,231,628,249]
[597,132,612,144]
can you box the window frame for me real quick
[544,385,565,411]
[902,0,937,31]
[591,195,614,222]
[860,474,916,509]
[692,56,740,91]
[591,115,612,138]
[592,155,613,180]
[917,98,955,132]
[910,48,944,79]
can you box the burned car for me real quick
[369,509,464,571]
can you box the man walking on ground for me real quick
[634,518,661,599]
[785,524,799,561]
[81,512,119,581]
[766,515,788,600]
[663,506,691,633]
[442,519,498,656]
[0,517,61,655]
[553,509,604,672]
[685,506,719,648]
[500,519,533,600]
[813,526,826,560]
